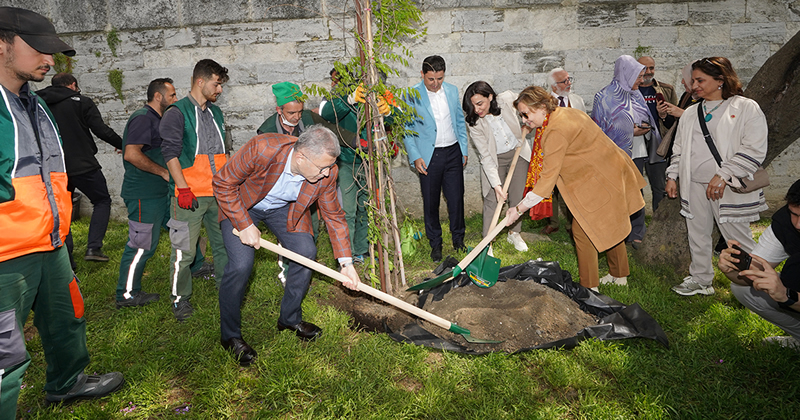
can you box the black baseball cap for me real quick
[0,7,75,56]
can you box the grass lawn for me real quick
[15,214,800,419]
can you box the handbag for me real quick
[697,103,769,194]
[656,123,676,157]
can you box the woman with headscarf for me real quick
[665,57,768,297]
[462,81,532,251]
[504,86,646,291]
[591,55,660,249]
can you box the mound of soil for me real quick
[419,280,599,353]
[322,278,599,353]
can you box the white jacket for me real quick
[666,95,768,222]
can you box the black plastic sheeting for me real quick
[387,260,669,354]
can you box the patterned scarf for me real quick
[591,55,653,156]
[523,114,552,220]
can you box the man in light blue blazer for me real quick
[404,55,469,262]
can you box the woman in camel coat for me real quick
[505,86,646,290]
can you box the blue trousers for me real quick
[219,205,316,341]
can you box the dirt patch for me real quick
[323,279,598,353]
[418,280,598,353]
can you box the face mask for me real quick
[280,114,298,127]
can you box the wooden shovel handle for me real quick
[231,229,454,331]
[488,146,523,232]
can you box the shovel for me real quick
[408,146,524,292]
[232,229,501,344]
[407,218,506,291]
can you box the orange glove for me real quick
[349,84,366,104]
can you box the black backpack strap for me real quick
[697,101,723,166]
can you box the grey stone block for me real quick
[620,27,679,49]
[108,0,179,30]
[234,43,299,63]
[119,30,165,54]
[222,85,271,111]
[522,51,565,74]
[183,0,253,25]
[253,0,323,20]
[273,18,329,42]
[731,22,786,44]
[677,25,731,47]
[51,0,107,33]
[449,52,520,76]
[688,0,746,25]
[143,49,195,70]
[636,3,689,27]
[297,40,346,60]
[324,0,356,16]
[485,31,542,51]
[460,32,484,52]
[746,0,800,23]
[453,9,504,32]
[200,23,273,47]
[423,10,454,35]
[409,33,461,55]
[164,28,198,49]
[223,63,259,87]
[504,6,578,33]
[256,62,306,84]
[577,4,635,28]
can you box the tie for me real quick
[558,96,565,107]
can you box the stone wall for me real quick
[12,0,800,219]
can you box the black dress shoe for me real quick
[277,320,322,341]
[453,242,467,253]
[430,246,442,262]
[221,337,257,366]
[84,248,109,262]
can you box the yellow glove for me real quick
[348,84,366,104]
[377,97,391,116]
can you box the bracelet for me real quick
[516,205,524,216]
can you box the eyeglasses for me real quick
[299,151,335,175]
[555,77,574,86]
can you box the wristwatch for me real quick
[778,288,799,311]
[516,205,524,216]
[340,261,354,269]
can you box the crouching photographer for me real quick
[719,179,800,350]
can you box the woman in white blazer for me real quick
[463,81,532,251]
[666,57,768,297]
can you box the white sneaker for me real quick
[487,245,494,257]
[589,287,599,293]
[763,336,800,351]
[672,276,714,296]
[599,273,627,286]
[507,232,528,252]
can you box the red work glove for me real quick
[177,187,198,211]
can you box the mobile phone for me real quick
[732,244,752,272]
[655,92,665,102]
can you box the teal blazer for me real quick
[404,81,469,167]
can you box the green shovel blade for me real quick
[448,324,503,344]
